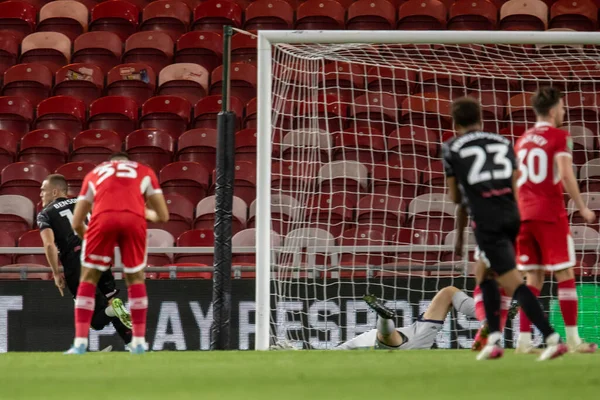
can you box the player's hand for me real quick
[580,207,596,224]
[145,208,159,223]
[53,274,65,297]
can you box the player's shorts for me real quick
[63,250,119,300]
[82,211,147,274]
[473,215,520,275]
[375,315,444,350]
[516,218,575,272]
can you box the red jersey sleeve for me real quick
[141,166,162,199]
[78,170,96,204]
[553,128,573,159]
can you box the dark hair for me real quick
[47,174,68,194]
[532,86,562,117]
[451,97,482,128]
[110,151,130,161]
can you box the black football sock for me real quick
[479,278,501,335]
[513,284,556,340]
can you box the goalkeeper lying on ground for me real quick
[337,286,512,350]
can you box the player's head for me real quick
[532,86,564,127]
[110,151,130,161]
[451,97,482,134]
[40,174,68,207]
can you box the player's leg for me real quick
[363,294,404,347]
[97,269,132,329]
[119,213,149,354]
[422,286,476,321]
[335,329,378,350]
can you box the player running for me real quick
[65,153,169,354]
[514,87,597,354]
[443,97,566,361]
[336,286,478,350]
[38,174,133,349]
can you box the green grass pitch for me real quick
[1,351,600,400]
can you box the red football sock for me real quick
[474,285,485,321]
[499,288,510,331]
[128,283,148,338]
[518,285,539,333]
[75,281,97,339]
[558,279,578,327]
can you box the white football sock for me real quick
[517,332,532,347]
[131,336,146,348]
[105,305,116,317]
[376,316,395,336]
[74,338,88,348]
[487,332,502,346]
[565,326,581,346]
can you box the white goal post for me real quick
[255,30,600,351]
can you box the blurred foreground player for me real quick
[515,87,597,354]
[443,97,566,361]
[336,287,477,350]
[66,153,169,354]
[38,174,133,348]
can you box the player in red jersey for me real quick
[514,87,597,354]
[65,152,169,354]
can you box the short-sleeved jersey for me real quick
[36,197,82,260]
[78,160,162,219]
[442,131,519,226]
[514,122,571,222]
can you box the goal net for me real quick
[253,30,600,350]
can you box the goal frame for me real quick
[254,30,600,351]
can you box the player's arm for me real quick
[37,213,65,296]
[454,204,468,257]
[556,137,595,223]
[72,200,92,238]
[441,143,461,204]
[512,170,519,203]
[144,171,169,223]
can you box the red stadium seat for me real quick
[193,95,243,130]
[367,66,417,102]
[106,63,157,106]
[388,126,439,161]
[248,193,300,235]
[0,130,17,172]
[0,96,34,137]
[19,129,70,172]
[232,228,281,264]
[176,128,217,171]
[564,125,595,167]
[401,94,452,134]
[139,95,191,139]
[244,97,257,129]
[297,94,347,134]
[281,129,331,163]
[333,128,386,169]
[55,161,95,197]
[2,63,53,108]
[88,96,139,140]
[53,63,105,107]
[16,229,48,266]
[244,0,293,30]
[357,194,406,242]
[193,195,246,233]
[571,225,599,267]
[90,0,140,41]
[125,128,175,173]
[350,93,399,135]
[500,0,548,30]
[321,62,366,104]
[397,0,447,29]
[565,93,600,135]
[550,0,597,30]
[418,66,467,99]
[0,32,19,77]
[148,193,194,238]
[0,1,37,41]
[372,161,419,201]
[37,1,89,41]
[210,63,257,104]
[467,61,520,104]
[392,228,442,265]
[174,229,215,265]
[158,63,209,106]
[160,161,209,204]
[140,1,191,41]
[231,32,257,65]
[420,160,445,195]
[0,195,35,241]
[0,163,50,205]
[209,160,256,204]
[570,60,600,94]
[71,129,122,164]
[338,228,386,270]
[317,161,368,208]
[296,0,345,30]
[271,160,322,193]
[569,192,600,229]
[409,193,456,233]
[448,0,498,30]
[346,0,396,30]
[191,0,243,32]
[235,128,261,163]
[175,31,223,73]
[72,32,123,74]
[580,159,600,192]
[0,230,15,266]
[147,228,174,266]
[506,92,535,131]
[20,32,71,74]
[34,96,86,139]
[123,32,174,75]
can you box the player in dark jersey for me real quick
[38,174,133,349]
[443,97,567,361]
